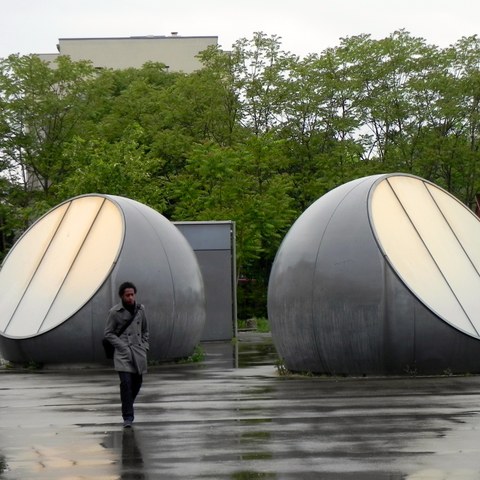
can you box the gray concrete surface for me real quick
[1,332,480,479]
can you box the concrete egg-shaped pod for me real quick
[0,194,205,365]
[268,174,480,375]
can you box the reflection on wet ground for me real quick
[1,332,480,479]
[103,428,146,480]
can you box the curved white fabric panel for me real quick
[0,196,124,338]
[371,176,480,338]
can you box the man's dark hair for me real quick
[118,281,137,297]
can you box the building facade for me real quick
[37,34,218,73]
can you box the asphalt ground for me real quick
[1,332,480,479]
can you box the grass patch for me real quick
[237,317,270,332]
[176,345,205,364]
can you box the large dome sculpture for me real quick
[268,174,480,375]
[0,194,205,365]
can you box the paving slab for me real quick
[1,332,480,479]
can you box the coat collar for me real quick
[114,302,142,313]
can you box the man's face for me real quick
[122,288,136,305]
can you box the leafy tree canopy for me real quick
[2,31,480,316]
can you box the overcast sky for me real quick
[1,0,479,59]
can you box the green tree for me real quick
[0,54,97,198]
[171,138,295,317]
[0,54,98,248]
[435,35,480,206]
[3,32,480,316]
[55,124,166,210]
[276,49,366,210]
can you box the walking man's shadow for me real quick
[120,428,145,480]
[102,427,146,480]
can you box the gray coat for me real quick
[104,303,149,374]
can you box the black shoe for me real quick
[123,420,133,428]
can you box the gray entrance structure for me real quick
[174,221,237,341]
[268,174,480,375]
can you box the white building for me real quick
[37,34,218,73]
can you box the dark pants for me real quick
[118,371,143,421]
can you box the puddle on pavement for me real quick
[101,428,146,479]
[238,418,273,425]
[201,332,279,370]
[236,334,278,368]
[231,472,277,479]
[1,433,118,480]
[5,332,480,479]
[240,431,271,441]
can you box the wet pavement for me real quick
[1,332,480,479]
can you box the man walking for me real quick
[104,282,149,428]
